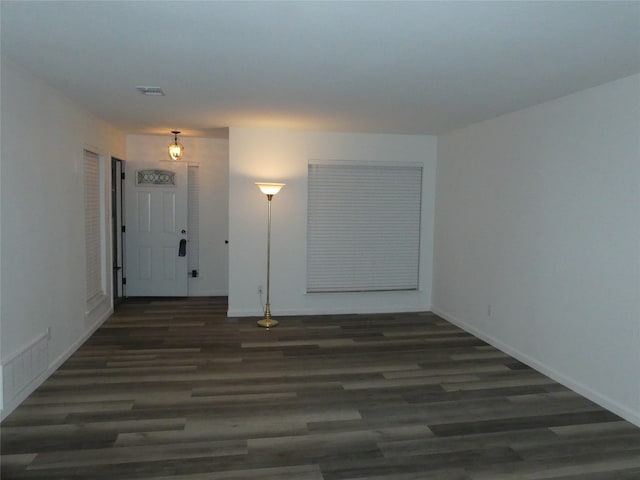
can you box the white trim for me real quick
[187,165,200,277]
[0,308,112,421]
[432,307,640,428]
[188,289,229,297]
[0,329,50,365]
[228,304,432,318]
[309,158,424,168]
[85,292,109,315]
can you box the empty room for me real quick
[1,1,639,479]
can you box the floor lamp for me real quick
[255,182,285,328]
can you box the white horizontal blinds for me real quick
[84,149,103,303]
[307,162,423,293]
[187,166,199,275]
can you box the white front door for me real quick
[125,163,188,296]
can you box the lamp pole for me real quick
[261,193,275,327]
[255,183,285,328]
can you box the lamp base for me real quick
[257,317,278,328]
[258,303,278,328]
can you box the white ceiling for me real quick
[1,1,639,136]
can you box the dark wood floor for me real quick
[2,297,639,479]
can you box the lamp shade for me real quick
[255,182,285,195]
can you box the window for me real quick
[84,149,105,305]
[307,161,423,293]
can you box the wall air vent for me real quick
[136,86,165,96]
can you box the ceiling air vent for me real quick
[136,86,165,96]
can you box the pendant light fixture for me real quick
[168,130,184,161]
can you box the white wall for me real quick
[126,135,229,296]
[433,74,640,426]
[0,57,126,419]
[228,127,437,316]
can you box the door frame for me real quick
[111,157,125,305]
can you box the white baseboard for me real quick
[432,307,640,428]
[228,305,432,318]
[187,290,229,297]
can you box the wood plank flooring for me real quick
[2,297,639,479]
